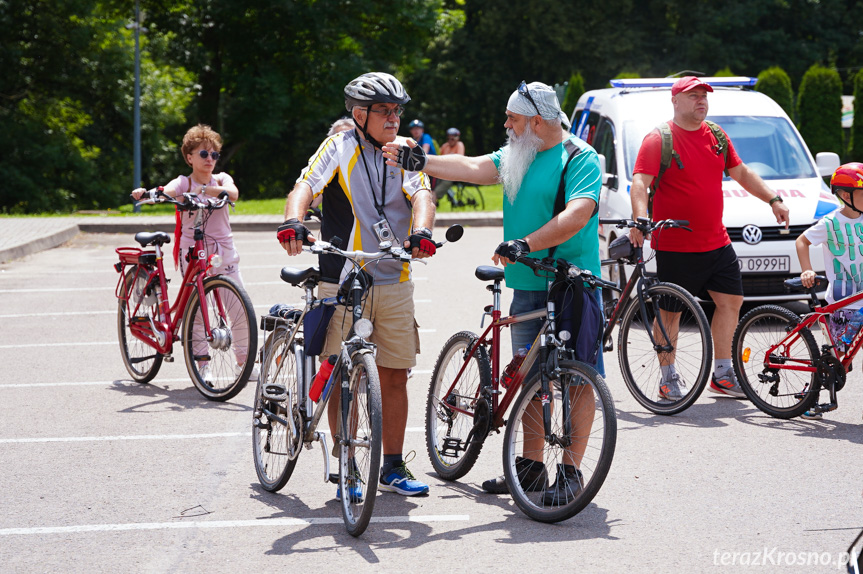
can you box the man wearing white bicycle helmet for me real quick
[278,72,437,498]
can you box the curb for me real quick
[0,223,80,264]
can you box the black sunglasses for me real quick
[518,81,541,116]
[197,150,220,160]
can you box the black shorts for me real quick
[655,244,744,300]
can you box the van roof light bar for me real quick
[609,76,758,89]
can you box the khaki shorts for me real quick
[318,280,420,369]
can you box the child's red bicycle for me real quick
[114,188,257,401]
[732,275,853,419]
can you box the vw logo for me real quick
[742,224,763,245]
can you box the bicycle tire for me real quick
[617,281,712,415]
[503,360,616,523]
[117,265,163,383]
[253,329,303,492]
[182,275,258,401]
[339,351,382,537]
[732,305,820,419]
[456,185,485,211]
[425,331,493,481]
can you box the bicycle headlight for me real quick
[208,253,223,269]
[354,318,373,339]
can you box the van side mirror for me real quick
[597,154,617,189]
[816,152,841,177]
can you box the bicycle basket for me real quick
[608,235,635,263]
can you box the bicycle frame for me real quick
[115,207,225,356]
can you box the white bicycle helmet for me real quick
[344,72,411,112]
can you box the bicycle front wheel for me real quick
[733,305,819,418]
[339,351,382,537]
[253,329,303,492]
[618,282,712,415]
[117,265,163,383]
[503,360,616,523]
[425,331,492,481]
[182,275,258,401]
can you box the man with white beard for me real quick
[384,81,602,498]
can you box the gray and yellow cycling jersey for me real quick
[297,129,431,285]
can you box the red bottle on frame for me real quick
[309,354,337,402]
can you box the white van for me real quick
[571,77,842,301]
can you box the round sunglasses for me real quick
[196,150,221,160]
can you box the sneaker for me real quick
[800,409,823,420]
[658,373,684,401]
[379,462,429,496]
[542,464,584,506]
[200,364,214,384]
[709,369,746,398]
[481,456,549,494]
[235,362,260,382]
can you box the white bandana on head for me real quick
[506,81,571,128]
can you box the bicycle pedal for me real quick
[164,355,174,363]
[816,403,838,413]
[440,437,467,457]
[328,473,339,484]
[253,417,271,431]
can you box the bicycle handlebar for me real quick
[599,217,692,234]
[515,256,617,290]
[132,187,234,211]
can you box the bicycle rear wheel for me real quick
[618,282,712,415]
[117,265,163,383]
[733,305,820,419]
[339,351,382,537]
[253,329,303,492]
[182,275,258,401]
[425,331,492,481]
[503,360,616,523]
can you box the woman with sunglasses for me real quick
[131,124,257,381]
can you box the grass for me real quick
[1,184,503,217]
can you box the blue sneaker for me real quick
[335,481,364,502]
[379,462,429,496]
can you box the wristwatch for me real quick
[768,196,783,206]
[412,227,433,238]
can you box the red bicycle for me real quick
[732,275,853,418]
[114,188,257,401]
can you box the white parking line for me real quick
[0,310,114,319]
[0,378,190,389]
[0,341,115,349]
[0,514,471,536]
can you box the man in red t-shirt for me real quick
[629,76,790,400]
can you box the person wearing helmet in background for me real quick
[408,119,436,155]
[797,162,863,420]
[277,72,437,498]
[432,127,466,205]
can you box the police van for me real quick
[571,77,841,301]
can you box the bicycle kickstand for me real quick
[308,431,331,483]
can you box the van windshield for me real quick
[623,116,817,180]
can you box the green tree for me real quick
[714,67,734,77]
[797,64,843,156]
[849,69,863,162]
[755,67,794,119]
[561,72,585,119]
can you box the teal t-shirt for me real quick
[488,135,601,291]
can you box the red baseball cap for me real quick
[671,76,714,96]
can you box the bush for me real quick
[714,67,734,77]
[849,69,863,161]
[755,67,794,119]
[561,72,585,119]
[797,64,843,156]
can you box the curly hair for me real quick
[181,124,222,165]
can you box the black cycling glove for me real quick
[277,218,312,246]
[495,239,530,263]
[406,229,436,256]
[395,143,428,172]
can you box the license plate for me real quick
[737,255,790,273]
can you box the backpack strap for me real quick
[648,121,684,219]
[549,139,597,259]
[704,120,729,176]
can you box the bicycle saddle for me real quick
[784,276,829,292]
[134,232,171,247]
[475,265,505,281]
[280,266,321,286]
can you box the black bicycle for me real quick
[599,218,713,415]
